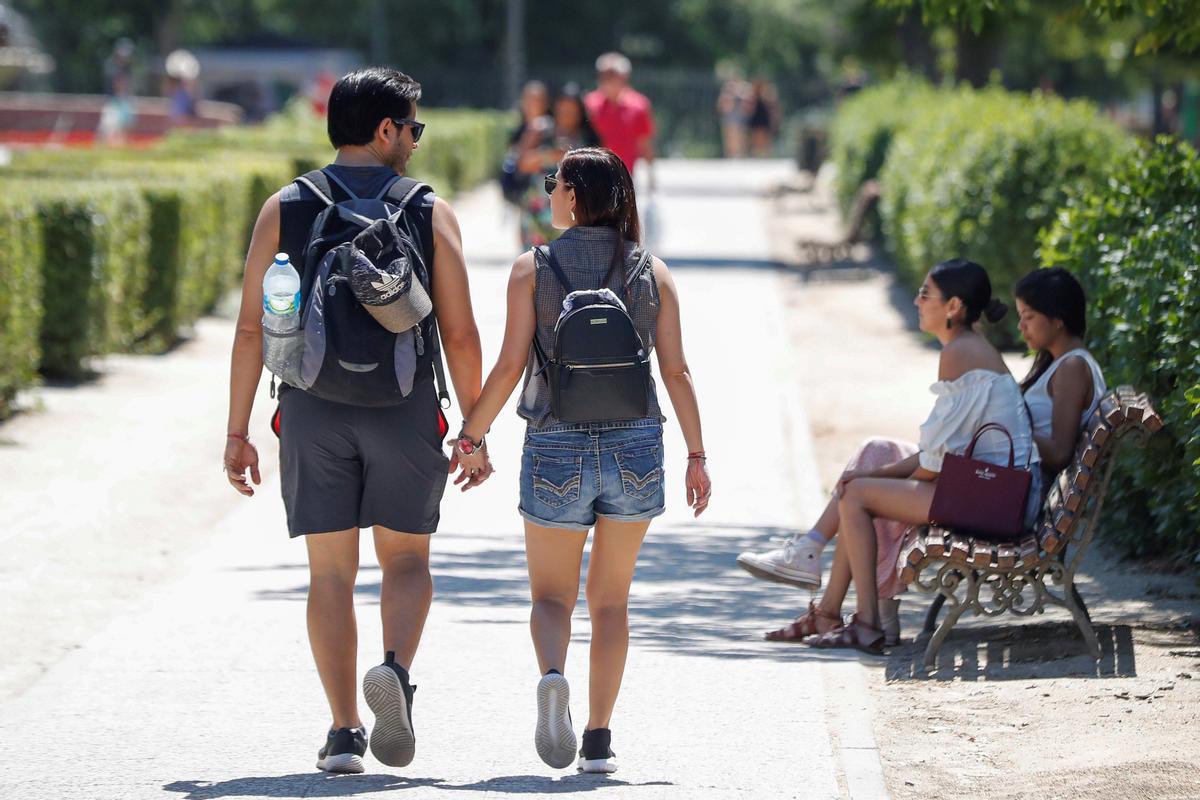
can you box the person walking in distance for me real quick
[222,67,486,774]
[585,53,656,180]
[453,147,711,773]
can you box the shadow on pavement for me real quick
[436,774,673,793]
[883,621,1138,681]
[164,774,442,798]
[249,522,874,664]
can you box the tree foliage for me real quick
[881,0,1200,53]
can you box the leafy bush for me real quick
[1039,136,1200,561]
[879,86,1132,343]
[828,75,940,224]
[21,182,151,377]
[0,198,45,415]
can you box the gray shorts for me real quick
[277,379,450,537]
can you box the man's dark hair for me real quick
[327,67,422,149]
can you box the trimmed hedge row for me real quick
[0,107,508,413]
[878,86,1132,344]
[0,198,44,414]
[1039,137,1200,560]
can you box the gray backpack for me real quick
[262,169,449,408]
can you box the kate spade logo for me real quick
[975,468,997,481]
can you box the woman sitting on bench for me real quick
[740,259,1041,654]
[1014,267,1107,479]
[743,265,1106,649]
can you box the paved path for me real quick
[0,160,886,799]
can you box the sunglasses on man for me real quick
[391,117,425,143]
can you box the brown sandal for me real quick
[804,613,886,655]
[764,601,842,642]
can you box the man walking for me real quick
[585,52,656,178]
[222,67,485,774]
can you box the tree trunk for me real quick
[956,24,1004,88]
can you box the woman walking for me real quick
[453,146,711,772]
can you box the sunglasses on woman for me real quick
[544,173,559,195]
[391,117,425,143]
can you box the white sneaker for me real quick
[736,535,823,589]
[535,671,576,769]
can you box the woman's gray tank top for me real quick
[517,226,664,428]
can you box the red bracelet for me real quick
[687,451,706,460]
[227,432,249,442]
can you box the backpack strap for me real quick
[539,245,577,294]
[381,175,445,407]
[294,170,336,207]
[382,176,430,208]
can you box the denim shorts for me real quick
[519,418,665,531]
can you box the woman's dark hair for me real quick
[327,67,422,149]
[1014,267,1088,393]
[559,147,641,243]
[929,258,1008,326]
[555,82,600,147]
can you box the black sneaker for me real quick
[316,726,367,774]
[363,651,417,767]
[535,669,576,768]
[577,728,618,774]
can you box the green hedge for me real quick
[877,86,1132,344]
[0,198,45,414]
[15,182,151,378]
[828,75,940,226]
[1039,137,1200,561]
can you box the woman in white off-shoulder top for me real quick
[765,260,1039,654]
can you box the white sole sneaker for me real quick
[577,756,619,774]
[736,552,821,589]
[535,672,576,769]
[317,752,365,774]
[363,665,415,768]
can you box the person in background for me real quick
[164,49,200,128]
[515,82,601,248]
[716,74,750,158]
[585,53,655,182]
[97,38,136,144]
[746,78,780,157]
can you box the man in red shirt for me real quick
[584,52,656,179]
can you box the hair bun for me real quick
[984,298,1008,323]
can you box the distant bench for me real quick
[899,386,1162,668]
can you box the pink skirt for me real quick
[843,437,919,599]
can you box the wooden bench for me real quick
[898,386,1161,668]
[795,179,880,263]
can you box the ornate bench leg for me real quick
[1065,579,1100,660]
[923,594,946,636]
[923,595,967,669]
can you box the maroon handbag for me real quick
[928,422,1033,541]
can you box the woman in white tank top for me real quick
[1014,268,1107,476]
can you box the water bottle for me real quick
[262,252,300,333]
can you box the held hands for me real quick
[686,454,712,517]
[449,435,493,492]
[224,434,261,497]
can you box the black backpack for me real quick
[532,244,652,423]
[263,168,449,408]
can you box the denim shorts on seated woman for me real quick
[519,418,665,531]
